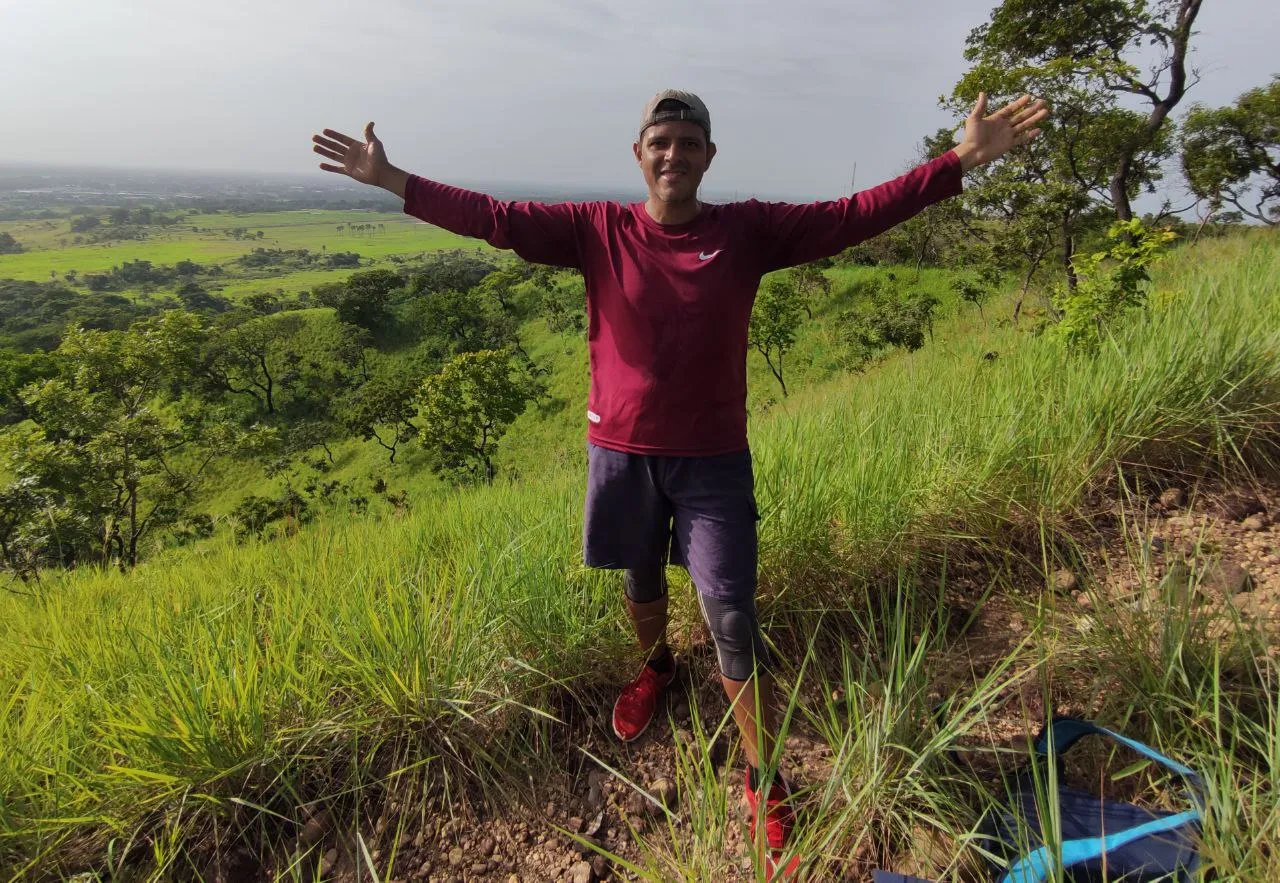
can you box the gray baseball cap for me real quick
[639,89,711,140]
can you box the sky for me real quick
[3,0,1276,201]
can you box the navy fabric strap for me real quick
[996,717,1204,883]
[1034,717,1205,797]
[998,810,1200,883]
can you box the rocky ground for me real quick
[203,478,1277,883]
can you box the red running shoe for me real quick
[746,770,801,880]
[611,659,676,742]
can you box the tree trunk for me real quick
[1062,213,1078,292]
[1110,0,1203,222]
[126,484,140,569]
[1013,256,1042,326]
[258,353,275,413]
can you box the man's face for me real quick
[633,121,716,204]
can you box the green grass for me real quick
[0,211,488,282]
[1,233,1278,879]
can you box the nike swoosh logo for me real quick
[698,250,722,261]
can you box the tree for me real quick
[0,232,22,255]
[748,277,804,397]
[408,285,519,356]
[961,0,1204,222]
[0,350,59,425]
[953,59,1169,299]
[176,281,232,314]
[788,264,830,319]
[895,128,971,274]
[5,315,266,569]
[338,372,420,463]
[1052,218,1177,351]
[537,275,587,334]
[203,312,307,413]
[418,349,537,483]
[409,251,499,296]
[952,272,998,320]
[1182,77,1280,227]
[474,267,525,313]
[313,269,402,333]
[842,284,939,362]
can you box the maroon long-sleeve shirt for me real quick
[403,150,962,456]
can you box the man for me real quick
[312,88,1046,878]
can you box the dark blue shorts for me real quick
[583,443,759,602]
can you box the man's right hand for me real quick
[312,122,408,198]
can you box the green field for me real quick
[0,210,489,282]
[2,233,1278,879]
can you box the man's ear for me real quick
[632,141,642,165]
[705,141,717,168]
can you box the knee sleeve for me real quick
[698,594,771,681]
[624,566,668,604]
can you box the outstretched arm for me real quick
[755,93,1049,270]
[310,122,584,268]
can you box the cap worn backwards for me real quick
[639,89,711,140]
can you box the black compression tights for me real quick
[623,567,771,681]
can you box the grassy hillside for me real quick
[2,233,1278,880]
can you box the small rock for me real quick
[586,771,605,810]
[508,876,521,883]
[1159,487,1186,509]
[1074,592,1093,610]
[566,816,584,834]
[830,688,845,703]
[591,854,610,880]
[319,848,338,875]
[625,791,646,817]
[1242,514,1267,532]
[651,777,678,810]
[1222,492,1264,522]
[574,835,604,857]
[448,847,464,868]
[582,809,605,837]
[470,862,488,875]
[1205,560,1254,596]
[569,860,593,883]
[1053,569,1078,593]
[298,811,329,847]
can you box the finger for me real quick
[992,94,1031,119]
[972,92,988,118]
[312,134,349,153]
[313,144,345,162]
[364,121,378,143]
[318,163,350,175]
[1013,109,1050,133]
[322,129,360,147]
[1015,128,1042,145]
[1009,99,1047,126]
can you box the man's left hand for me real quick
[952,93,1049,172]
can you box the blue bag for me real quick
[979,717,1203,883]
[875,717,1203,883]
